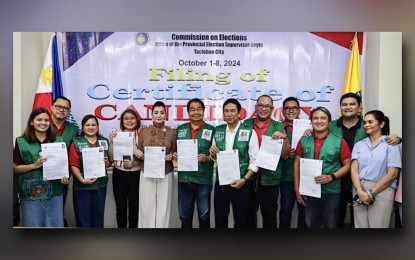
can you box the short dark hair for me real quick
[52,96,72,108]
[152,101,166,113]
[310,106,332,122]
[120,109,141,131]
[340,92,361,106]
[23,107,56,142]
[223,98,241,113]
[187,98,205,112]
[365,110,390,135]
[80,114,102,137]
[283,96,300,107]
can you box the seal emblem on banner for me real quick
[25,176,52,202]
[135,32,150,46]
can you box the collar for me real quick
[52,120,66,131]
[313,130,330,140]
[337,116,362,128]
[254,117,271,129]
[226,121,241,133]
[191,121,204,131]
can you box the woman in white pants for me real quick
[135,101,176,228]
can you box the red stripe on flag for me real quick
[32,92,52,114]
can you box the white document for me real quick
[113,132,134,161]
[177,139,198,172]
[299,158,322,198]
[41,142,69,180]
[217,149,240,186]
[292,119,312,150]
[82,147,106,179]
[255,136,283,171]
[143,146,166,178]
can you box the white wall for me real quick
[13,32,402,228]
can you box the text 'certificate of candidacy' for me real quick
[143,146,166,178]
[255,136,283,171]
[82,147,106,179]
[217,149,240,186]
[299,158,322,198]
[177,139,198,172]
[113,132,134,161]
[41,142,69,180]
[292,119,312,150]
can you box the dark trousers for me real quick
[178,182,212,228]
[73,187,107,228]
[214,180,254,228]
[337,175,354,228]
[305,194,340,228]
[279,181,307,229]
[112,167,140,228]
[258,184,280,228]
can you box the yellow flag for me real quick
[342,35,361,96]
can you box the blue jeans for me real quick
[178,182,212,228]
[305,194,340,228]
[214,180,254,228]
[258,184,279,228]
[21,195,64,227]
[279,181,307,228]
[73,187,107,228]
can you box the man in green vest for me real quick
[243,95,290,228]
[173,98,215,228]
[294,106,351,228]
[50,96,79,225]
[329,92,401,228]
[209,98,259,228]
[279,96,307,228]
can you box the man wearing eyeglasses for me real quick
[50,96,79,226]
[243,95,290,228]
[279,97,307,229]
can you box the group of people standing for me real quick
[13,92,402,228]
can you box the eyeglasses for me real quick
[283,106,300,111]
[255,104,273,110]
[54,104,70,112]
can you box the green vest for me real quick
[300,132,343,194]
[244,118,285,185]
[329,118,367,145]
[72,136,109,191]
[176,122,215,185]
[16,136,65,200]
[214,122,253,180]
[50,122,78,149]
[281,125,295,182]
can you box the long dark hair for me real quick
[80,114,102,137]
[120,109,141,131]
[365,110,390,135]
[23,107,56,142]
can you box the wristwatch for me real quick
[367,188,376,197]
[330,174,336,182]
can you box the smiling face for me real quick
[51,98,71,122]
[311,110,330,133]
[282,100,300,123]
[122,112,138,132]
[340,97,359,119]
[363,114,384,136]
[83,118,99,137]
[31,112,50,133]
[188,101,204,124]
[152,106,166,125]
[223,102,240,126]
[255,96,274,121]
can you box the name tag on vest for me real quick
[238,130,250,142]
[201,129,212,140]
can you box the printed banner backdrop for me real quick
[61,32,365,137]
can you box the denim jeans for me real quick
[73,187,107,228]
[178,182,212,228]
[21,195,64,227]
[258,184,279,228]
[214,180,254,228]
[305,194,340,228]
[113,167,140,228]
[279,181,307,228]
